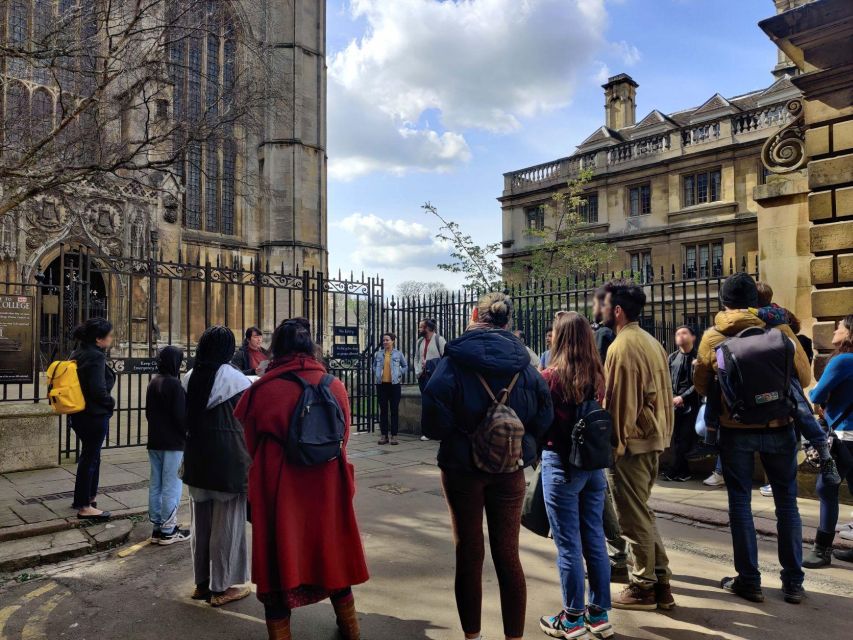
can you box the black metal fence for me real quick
[1,248,758,460]
[1,246,384,460]
[384,256,759,385]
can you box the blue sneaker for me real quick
[539,610,586,639]
[585,606,614,639]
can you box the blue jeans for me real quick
[70,414,110,509]
[541,450,611,613]
[148,450,184,533]
[816,441,853,534]
[719,426,803,588]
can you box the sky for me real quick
[325,0,783,294]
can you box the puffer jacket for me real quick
[694,309,811,429]
[421,328,553,471]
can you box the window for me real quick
[684,241,723,279]
[628,183,651,217]
[758,163,772,186]
[578,192,598,223]
[629,250,653,283]
[168,1,239,234]
[683,168,722,206]
[525,206,545,232]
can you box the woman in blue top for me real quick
[807,315,853,567]
[373,333,408,445]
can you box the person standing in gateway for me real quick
[416,319,447,441]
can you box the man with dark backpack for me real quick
[416,318,446,441]
[694,273,812,606]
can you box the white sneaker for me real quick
[420,435,430,441]
[759,484,773,497]
[703,471,725,487]
[840,529,853,541]
[835,513,853,533]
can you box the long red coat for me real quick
[234,354,369,597]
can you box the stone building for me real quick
[499,71,801,292]
[0,1,327,352]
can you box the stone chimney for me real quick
[603,74,638,130]
[770,0,807,77]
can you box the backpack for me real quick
[471,373,525,474]
[715,326,795,425]
[568,399,613,470]
[282,372,346,466]
[45,360,86,415]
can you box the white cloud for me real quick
[328,0,608,179]
[334,212,449,270]
[611,40,641,66]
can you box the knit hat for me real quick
[720,273,758,309]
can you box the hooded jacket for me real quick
[181,364,252,493]
[145,346,187,451]
[694,309,811,430]
[421,328,553,471]
[604,322,674,459]
[69,342,116,417]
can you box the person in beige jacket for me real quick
[601,279,675,612]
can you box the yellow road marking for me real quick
[22,582,57,602]
[117,539,152,558]
[21,592,68,640]
[0,605,22,640]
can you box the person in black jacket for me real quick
[146,346,190,545]
[182,326,252,608]
[663,325,699,481]
[422,292,553,640]
[591,286,615,363]
[231,326,270,375]
[68,318,116,521]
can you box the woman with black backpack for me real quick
[234,318,369,640]
[538,311,614,640]
[422,292,553,640]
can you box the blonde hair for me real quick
[476,292,513,328]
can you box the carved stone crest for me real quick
[86,200,124,238]
[25,194,68,230]
[25,227,49,251]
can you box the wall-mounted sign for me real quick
[333,326,359,337]
[0,295,34,384]
[332,343,361,358]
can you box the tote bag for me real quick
[521,463,550,538]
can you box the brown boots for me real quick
[266,617,292,640]
[333,597,361,640]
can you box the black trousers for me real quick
[377,383,401,436]
[669,409,697,476]
[69,413,110,509]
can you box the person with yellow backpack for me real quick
[64,318,116,521]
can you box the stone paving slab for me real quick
[9,503,57,524]
[104,488,149,509]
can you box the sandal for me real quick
[210,585,252,607]
[191,583,212,601]
[77,511,111,522]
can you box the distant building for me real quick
[499,69,802,283]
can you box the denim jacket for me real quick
[373,349,408,385]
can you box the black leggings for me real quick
[441,468,527,638]
[378,383,401,436]
[264,588,353,621]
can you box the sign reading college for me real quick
[0,295,34,384]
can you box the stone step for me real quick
[0,519,132,573]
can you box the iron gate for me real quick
[0,245,385,460]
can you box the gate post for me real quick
[315,271,325,348]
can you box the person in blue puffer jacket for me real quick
[373,332,408,445]
[422,292,553,640]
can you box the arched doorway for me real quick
[39,251,108,359]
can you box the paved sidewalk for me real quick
[1,435,851,546]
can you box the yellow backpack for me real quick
[46,361,86,415]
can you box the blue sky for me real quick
[326,0,782,293]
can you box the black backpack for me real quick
[282,372,346,466]
[568,399,613,470]
[419,338,445,386]
[716,327,795,425]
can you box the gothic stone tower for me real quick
[259,1,328,274]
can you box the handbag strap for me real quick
[476,372,520,405]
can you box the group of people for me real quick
[61,269,852,640]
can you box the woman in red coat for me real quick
[234,318,369,640]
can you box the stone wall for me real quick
[0,403,57,473]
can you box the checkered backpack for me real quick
[470,373,525,474]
